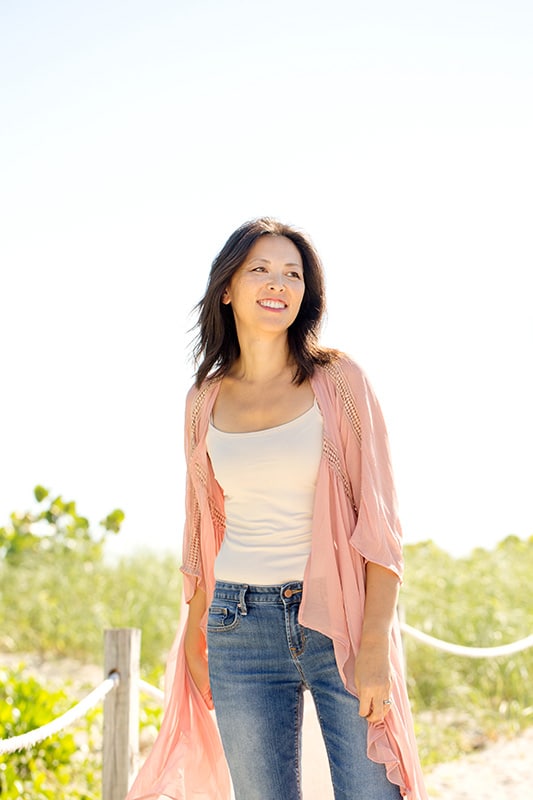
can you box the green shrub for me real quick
[0,485,123,567]
[0,666,100,799]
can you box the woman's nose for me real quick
[268,274,285,291]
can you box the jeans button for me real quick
[283,588,293,598]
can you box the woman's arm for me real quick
[354,561,400,723]
[183,585,214,708]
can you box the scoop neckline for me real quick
[209,398,320,436]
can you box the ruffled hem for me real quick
[367,720,409,797]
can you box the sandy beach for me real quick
[422,725,533,799]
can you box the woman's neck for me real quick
[229,337,294,385]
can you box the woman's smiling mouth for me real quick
[257,299,287,310]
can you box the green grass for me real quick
[0,549,181,676]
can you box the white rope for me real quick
[139,679,164,703]
[0,671,119,755]
[400,622,533,658]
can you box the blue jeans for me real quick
[207,581,402,800]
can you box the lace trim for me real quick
[323,361,362,446]
[323,436,357,513]
[195,461,207,487]
[209,496,226,550]
[181,493,202,577]
[190,381,217,452]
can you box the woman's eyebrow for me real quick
[249,257,302,267]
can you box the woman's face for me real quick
[222,235,305,337]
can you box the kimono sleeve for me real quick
[341,358,404,581]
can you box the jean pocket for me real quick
[207,603,241,632]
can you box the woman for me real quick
[127,218,427,799]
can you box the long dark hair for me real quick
[192,217,337,387]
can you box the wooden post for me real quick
[103,628,141,800]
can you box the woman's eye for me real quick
[287,271,302,279]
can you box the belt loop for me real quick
[238,584,248,616]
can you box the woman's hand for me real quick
[354,634,393,723]
[355,561,399,723]
[184,587,214,709]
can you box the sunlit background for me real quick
[1,0,532,560]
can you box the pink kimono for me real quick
[126,354,428,799]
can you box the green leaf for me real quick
[101,509,125,533]
[34,486,50,503]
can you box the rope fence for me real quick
[139,678,164,703]
[0,672,165,757]
[400,623,533,658]
[1,625,533,797]
[0,671,119,756]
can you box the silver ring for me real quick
[383,699,393,705]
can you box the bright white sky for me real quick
[1,0,532,561]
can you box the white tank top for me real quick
[207,401,323,584]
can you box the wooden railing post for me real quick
[103,628,141,800]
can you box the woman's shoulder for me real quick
[316,350,368,389]
[185,375,223,417]
[316,351,384,414]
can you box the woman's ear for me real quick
[221,289,231,305]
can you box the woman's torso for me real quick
[207,375,323,584]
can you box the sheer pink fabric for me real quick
[126,354,427,800]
